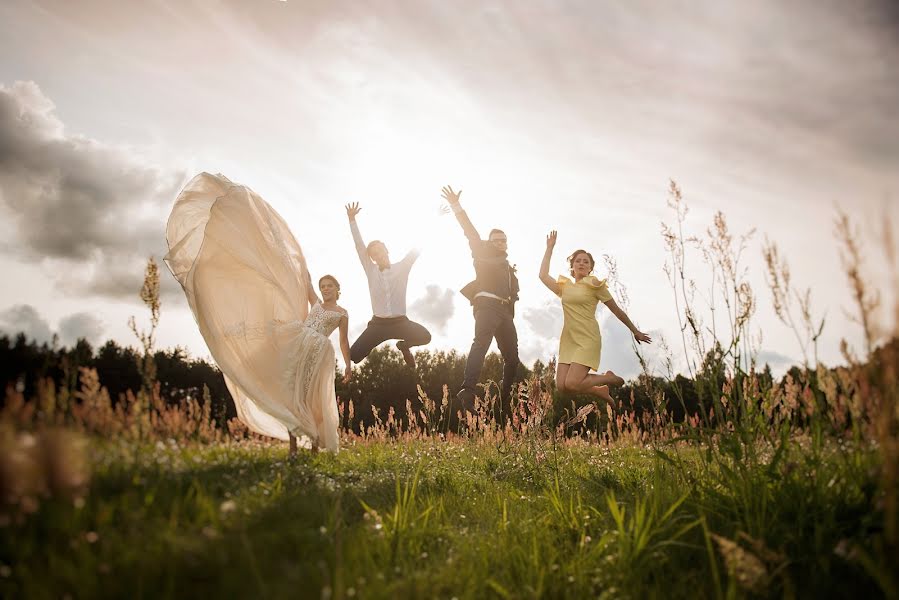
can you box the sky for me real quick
[1,0,897,380]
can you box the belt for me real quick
[474,291,511,305]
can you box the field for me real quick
[2,430,889,599]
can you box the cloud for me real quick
[0,304,54,345]
[596,314,645,380]
[408,285,455,333]
[522,300,562,340]
[0,80,185,300]
[58,312,105,347]
[754,349,798,377]
[0,304,106,347]
[518,334,556,371]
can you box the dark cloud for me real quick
[54,260,183,302]
[0,304,53,345]
[408,285,455,333]
[0,80,185,300]
[58,312,104,346]
[0,304,106,347]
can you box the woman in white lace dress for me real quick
[164,172,350,453]
[289,273,350,454]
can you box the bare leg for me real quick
[289,433,297,457]
[566,364,624,394]
[555,363,571,394]
[580,370,624,387]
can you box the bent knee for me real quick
[565,377,587,393]
[349,346,367,364]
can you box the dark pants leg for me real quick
[494,313,520,407]
[393,319,432,350]
[461,301,516,400]
[350,316,432,363]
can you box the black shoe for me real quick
[396,341,416,368]
[456,388,477,415]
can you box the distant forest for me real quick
[2,331,822,432]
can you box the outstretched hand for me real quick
[343,365,352,384]
[634,331,652,344]
[440,185,462,207]
[546,230,557,250]
[345,202,361,221]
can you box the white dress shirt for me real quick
[350,220,419,318]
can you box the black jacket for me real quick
[453,208,519,310]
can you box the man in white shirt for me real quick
[346,202,431,368]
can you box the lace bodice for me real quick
[303,303,344,337]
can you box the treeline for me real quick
[0,334,234,425]
[0,333,543,430]
[3,331,839,433]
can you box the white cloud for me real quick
[408,285,456,333]
[522,300,562,340]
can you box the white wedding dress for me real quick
[164,172,340,451]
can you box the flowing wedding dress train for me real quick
[164,172,340,451]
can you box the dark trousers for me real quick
[461,298,519,404]
[350,316,431,363]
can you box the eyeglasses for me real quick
[490,238,508,244]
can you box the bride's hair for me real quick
[319,274,341,299]
[567,249,595,277]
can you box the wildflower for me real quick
[712,534,768,594]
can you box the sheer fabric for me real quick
[164,172,339,450]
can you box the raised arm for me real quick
[441,185,481,242]
[303,267,321,308]
[603,298,652,344]
[539,230,562,295]
[345,202,370,267]
[339,313,352,383]
[399,248,421,270]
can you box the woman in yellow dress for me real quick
[539,231,651,401]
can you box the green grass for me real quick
[0,437,887,599]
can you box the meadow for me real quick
[1,185,896,599]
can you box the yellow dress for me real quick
[556,275,612,371]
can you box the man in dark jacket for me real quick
[441,185,520,417]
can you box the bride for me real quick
[164,172,350,453]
